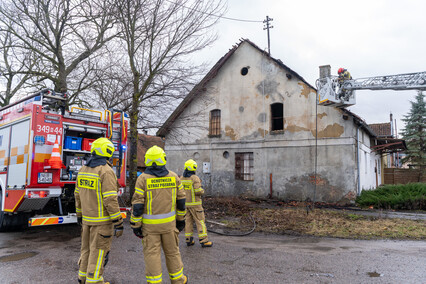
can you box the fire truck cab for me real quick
[0,89,128,231]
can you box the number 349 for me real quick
[37,125,62,134]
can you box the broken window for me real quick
[271,103,284,131]
[209,109,221,136]
[235,152,254,181]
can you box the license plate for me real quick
[38,172,53,183]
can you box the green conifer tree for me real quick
[401,91,426,170]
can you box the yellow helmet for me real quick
[91,138,115,158]
[184,159,197,171]
[145,145,166,166]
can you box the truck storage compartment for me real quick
[82,138,96,151]
[64,136,82,150]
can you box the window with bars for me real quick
[235,152,254,181]
[271,103,284,131]
[209,109,221,136]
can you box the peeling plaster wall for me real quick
[164,42,376,202]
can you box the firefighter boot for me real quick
[186,237,194,246]
[201,241,213,248]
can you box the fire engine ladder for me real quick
[107,109,126,179]
[317,71,426,107]
[39,89,68,114]
[342,71,426,91]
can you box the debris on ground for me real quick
[203,196,426,240]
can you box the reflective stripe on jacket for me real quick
[131,171,185,234]
[180,175,204,208]
[75,163,121,226]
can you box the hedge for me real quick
[356,183,426,210]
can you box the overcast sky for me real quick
[196,0,426,136]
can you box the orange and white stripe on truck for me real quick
[29,212,127,227]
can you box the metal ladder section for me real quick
[343,71,426,91]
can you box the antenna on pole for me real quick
[263,16,273,55]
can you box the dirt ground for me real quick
[202,197,426,240]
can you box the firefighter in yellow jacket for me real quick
[180,159,212,248]
[130,146,188,284]
[75,138,124,284]
[338,67,352,84]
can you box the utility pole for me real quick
[263,15,273,55]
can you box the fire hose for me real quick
[205,211,256,236]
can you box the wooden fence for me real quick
[384,168,426,184]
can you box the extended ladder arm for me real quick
[342,71,426,91]
[317,69,426,107]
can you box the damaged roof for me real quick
[341,108,376,137]
[157,39,316,137]
[156,38,378,140]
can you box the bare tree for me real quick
[0,23,39,106]
[0,0,118,105]
[86,44,134,111]
[114,0,226,195]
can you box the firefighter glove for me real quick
[176,220,185,232]
[113,218,124,238]
[133,227,143,239]
[77,217,83,226]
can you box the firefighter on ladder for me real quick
[180,159,213,248]
[130,146,188,284]
[337,67,353,100]
[337,67,352,84]
[75,138,124,284]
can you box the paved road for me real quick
[0,221,425,284]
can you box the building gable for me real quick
[157,39,316,138]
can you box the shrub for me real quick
[356,183,426,210]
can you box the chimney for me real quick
[319,65,331,79]
[390,112,394,137]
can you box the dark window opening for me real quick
[241,67,249,76]
[235,152,254,181]
[271,103,284,131]
[209,109,221,136]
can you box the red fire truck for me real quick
[0,89,128,231]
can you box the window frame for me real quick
[235,152,254,181]
[270,103,284,133]
[209,109,221,137]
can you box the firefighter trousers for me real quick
[185,206,208,243]
[142,229,185,284]
[78,223,113,284]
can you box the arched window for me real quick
[209,109,221,136]
[271,103,283,131]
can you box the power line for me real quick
[217,16,263,23]
[164,0,263,23]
